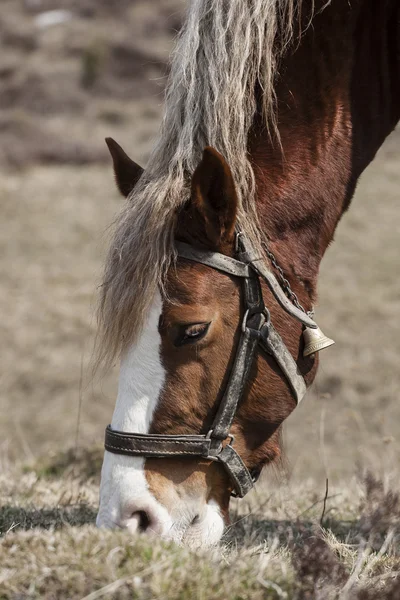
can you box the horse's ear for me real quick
[105,137,144,197]
[190,147,238,247]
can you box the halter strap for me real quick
[104,234,313,498]
[176,241,251,278]
[176,241,317,330]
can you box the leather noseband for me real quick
[104,233,317,498]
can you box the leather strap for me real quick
[259,323,307,404]
[177,239,317,329]
[250,258,317,329]
[105,426,211,457]
[210,324,261,443]
[210,273,265,442]
[217,444,254,498]
[105,426,254,498]
[176,241,251,278]
[237,233,317,330]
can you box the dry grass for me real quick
[1,452,400,599]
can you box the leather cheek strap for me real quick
[217,444,254,498]
[210,317,263,443]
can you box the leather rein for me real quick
[104,233,318,498]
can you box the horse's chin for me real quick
[178,500,225,550]
[97,482,226,549]
[146,499,225,550]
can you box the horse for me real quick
[96,0,400,548]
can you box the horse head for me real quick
[96,141,317,548]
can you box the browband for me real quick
[176,241,317,330]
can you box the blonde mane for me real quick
[97,0,304,366]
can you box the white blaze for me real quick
[96,291,225,547]
[96,291,169,530]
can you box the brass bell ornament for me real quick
[303,325,335,357]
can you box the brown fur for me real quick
[146,459,231,521]
[146,149,317,509]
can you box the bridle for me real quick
[104,233,318,498]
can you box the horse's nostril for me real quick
[132,510,151,532]
[191,514,200,525]
[123,503,166,535]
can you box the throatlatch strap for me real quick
[260,324,307,404]
[238,236,317,330]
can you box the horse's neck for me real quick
[250,0,400,308]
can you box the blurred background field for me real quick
[0,1,400,598]
[0,0,184,461]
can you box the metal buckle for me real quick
[205,430,235,461]
[235,230,244,253]
[226,433,235,446]
[242,309,266,334]
[241,309,250,333]
[205,430,221,461]
[263,307,271,325]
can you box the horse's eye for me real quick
[174,322,210,347]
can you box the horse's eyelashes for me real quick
[174,322,210,347]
